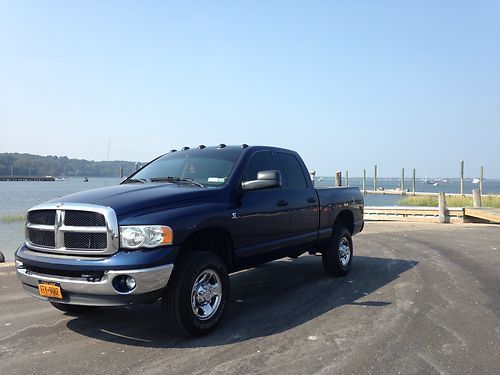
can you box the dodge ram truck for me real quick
[15,144,364,336]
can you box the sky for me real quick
[1,1,499,178]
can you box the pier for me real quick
[331,161,490,197]
[0,176,55,182]
[365,206,500,224]
[363,189,484,198]
[464,207,500,223]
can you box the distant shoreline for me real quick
[0,152,141,179]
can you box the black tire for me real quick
[162,251,229,337]
[322,226,353,276]
[50,302,95,315]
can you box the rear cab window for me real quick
[275,152,309,190]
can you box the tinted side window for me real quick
[276,153,308,189]
[242,151,278,181]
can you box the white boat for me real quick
[473,178,480,184]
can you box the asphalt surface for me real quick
[1,222,499,375]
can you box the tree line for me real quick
[0,153,142,178]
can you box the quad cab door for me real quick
[275,152,319,249]
[231,150,291,265]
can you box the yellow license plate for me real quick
[38,282,63,299]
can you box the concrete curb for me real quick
[0,262,15,268]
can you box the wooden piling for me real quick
[374,165,378,191]
[401,168,405,195]
[346,170,349,187]
[363,169,366,193]
[439,192,446,223]
[460,160,464,196]
[412,168,416,196]
[480,166,484,194]
[120,166,124,179]
[335,171,342,187]
[472,189,482,208]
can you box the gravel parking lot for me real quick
[1,222,499,374]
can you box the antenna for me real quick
[107,139,111,162]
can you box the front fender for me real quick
[118,202,233,246]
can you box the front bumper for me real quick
[16,261,174,306]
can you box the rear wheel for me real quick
[162,251,229,337]
[322,226,353,276]
[50,302,95,315]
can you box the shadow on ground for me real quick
[66,255,417,348]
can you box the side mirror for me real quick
[241,170,281,191]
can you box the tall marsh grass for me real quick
[399,195,500,208]
[1,213,26,223]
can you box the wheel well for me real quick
[335,210,354,234]
[181,228,234,270]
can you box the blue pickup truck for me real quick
[15,145,364,336]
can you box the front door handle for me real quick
[276,200,288,207]
[307,197,317,203]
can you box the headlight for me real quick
[119,225,173,249]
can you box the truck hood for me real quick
[47,183,219,216]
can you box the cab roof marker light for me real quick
[241,144,249,148]
[198,145,206,149]
[169,149,177,153]
[217,144,226,149]
[181,147,190,151]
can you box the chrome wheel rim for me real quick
[338,237,351,267]
[191,269,222,321]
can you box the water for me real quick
[1,176,499,261]
[315,177,500,206]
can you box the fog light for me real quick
[112,275,137,294]
[125,276,136,291]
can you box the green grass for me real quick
[399,195,500,208]
[1,213,26,223]
[399,196,439,207]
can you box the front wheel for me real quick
[322,226,353,276]
[162,251,229,337]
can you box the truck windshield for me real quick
[124,149,241,187]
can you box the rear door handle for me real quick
[307,197,317,203]
[276,200,288,207]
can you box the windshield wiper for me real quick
[150,176,204,187]
[122,178,146,184]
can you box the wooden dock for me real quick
[365,206,500,224]
[364,206,465,223]
[363,189,477,197]
[0,176,55,182]
[464,208,500,224]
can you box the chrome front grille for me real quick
[64,210,106,227]
[28,228,55,247]
[26,203,119,256]
[28,210,56,225]
[64,232,107,249]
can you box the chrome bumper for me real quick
[16,262,174,306]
